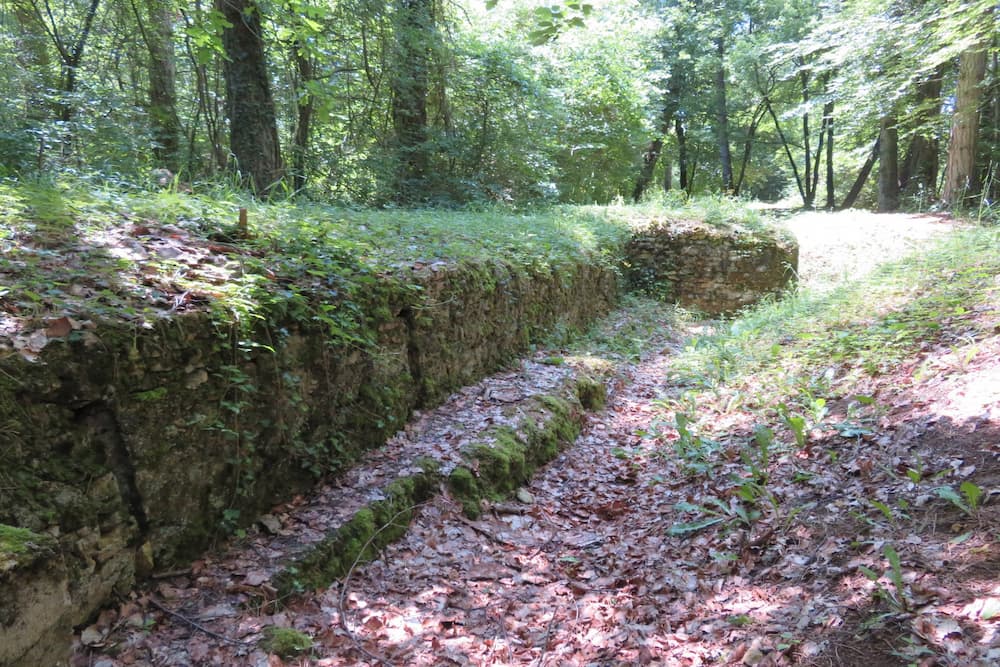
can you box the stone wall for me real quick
[0,217,797,667]
[625,219,798,315]
[0,259,618,667]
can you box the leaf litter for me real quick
[74,211,1000,666]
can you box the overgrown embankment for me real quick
[0,183,794,666]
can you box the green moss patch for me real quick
[273,468,440,597]
[0,524,56,573]
[259,626,313,659]
[450,389,585,519]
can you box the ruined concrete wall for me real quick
[0,259,619,667]
[626,220,798,315]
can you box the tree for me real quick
[877,114,899,211]
[390,0,434,203]
[941,45,988,206]
[216,0,284,197]
[133,0,182,172]
[898,66,944,199]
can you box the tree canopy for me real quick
[0,0,996,209]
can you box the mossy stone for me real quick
[0,524,56,573]
[260,626,313,659]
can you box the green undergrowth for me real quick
[665,224,1000,421]
[0,178,770,346]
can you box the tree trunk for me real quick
[391,0,433,203]
[734,103,764,196]
[825,99,835,209]
[632,138,662,202]
[714,37,733,192]
[663,159,672,192]
[942,46,989,206]
[676,117,689,192]
[800,69,814,207]
[139,0,181,172]
[840,136,879,210]
[765,98,806,205]
[878,115,900,212]
[291,41,314,193]
[899,67,944,198]
[216,0,284,197]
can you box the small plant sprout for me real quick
[936,481,984,515]
[859,543,909,613]
[777,402,809,449]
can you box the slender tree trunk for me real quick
[800,69,814,207]
[136,0,181,172]
[663,159,673,192]
[878,115,900,211]
[840,136,880,210]
[291,41,314,193]
[734,103,764,196]
[391,0,433,203]
[765,98,806,205]
[216,0,284,197]
[825,99,835,209]
[942,46,989,206]
[714,37,733,192]
[899,67,944,198]
[675,117,689,192]
[633,138,663,202]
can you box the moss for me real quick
[468,428,528,494]
[0,523,57,573]
[273,470,440,597]
[574,375,607,411]
[260,626,313,659]
[448,466,482,518]
[132,387,168,402]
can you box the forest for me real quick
[4,1,1000,665]
[0,0,996,210]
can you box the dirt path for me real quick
[784,210,956,291]
[77,212,1000,667]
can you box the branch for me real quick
[146,596,250,646]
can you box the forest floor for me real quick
[75,209,1000,667]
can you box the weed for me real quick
[936,482,984,516]
[859,543,909,613]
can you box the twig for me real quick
[533,613,559,667]
[339,502,429,666]
[146,596,248,646]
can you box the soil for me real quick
[73,210,1000,666]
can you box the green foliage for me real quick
[259,626,313,659]
[859,543,909,613]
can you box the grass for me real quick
[0,177,785,348]
[661,223,1000,428]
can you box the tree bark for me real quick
[800,69,814,207]
[878,115,900,212]
[391,0,433,203]
[825,99,835,209]
[291,40,314,193]
[216,0,284,197]
[942,46,988,206]
[714,37,733,192]
[899,67,944,198]
[632,138,662,202]
[136,0,181,172]
[675,117,689,193]
[840,136,879,210]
